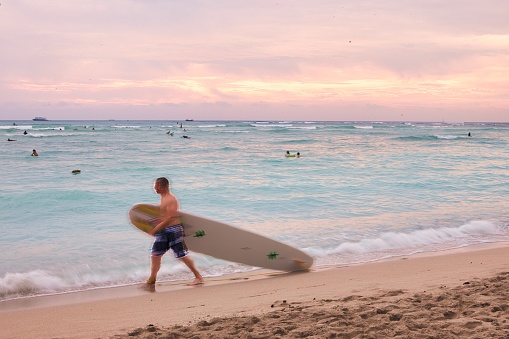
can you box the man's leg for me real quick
[147,255,162,284]
[180,256,204,285]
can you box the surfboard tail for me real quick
[293,259,312,271]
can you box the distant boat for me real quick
[185,119,194,121]
[33,117,48,121]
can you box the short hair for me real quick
[155,177,169,189]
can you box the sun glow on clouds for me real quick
[1,1,508,121]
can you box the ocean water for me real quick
[1,120,509,302]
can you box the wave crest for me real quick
[314,220,504,257]
[0,270,69,299]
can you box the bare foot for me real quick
[186,278,204,286]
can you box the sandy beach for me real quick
[1,244,509,338]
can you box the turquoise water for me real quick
[1,120,509,301]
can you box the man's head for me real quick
[154,177,170,194]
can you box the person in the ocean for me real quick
[7,138,16,141]
[23,130,28,135]
[468,132,472,137]
[31,149,38,156]
[146,177,204,287]
[297,152,301,158]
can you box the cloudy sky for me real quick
[1,0,508,121]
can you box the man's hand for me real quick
[148,217,162,236]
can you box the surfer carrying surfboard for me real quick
[146,177,204,286]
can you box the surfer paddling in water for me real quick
[146,177,204,286]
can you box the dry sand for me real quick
[1,244,509,338]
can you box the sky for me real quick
[0,0,508,122]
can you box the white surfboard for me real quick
[128,204,313,272]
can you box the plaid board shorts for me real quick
[151,224,189,258]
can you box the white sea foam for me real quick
[33,127,66,131]
[0,269,136,300]
[251,123,292,128]
[113,125,142,129]
[0,261,219,301]
[0,270,69,298]
[287,126,317,130]
[198,124,226,128]
[324,220,503,256]
[435,134,459,140]
[0,125,33,130]
[25,133,77,137]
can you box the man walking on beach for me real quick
[146,177,204,286]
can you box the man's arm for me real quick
[149,197,180,236]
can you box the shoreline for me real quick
[1,243,509,338]
[2,242,506,311]
[0,268,287,312]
